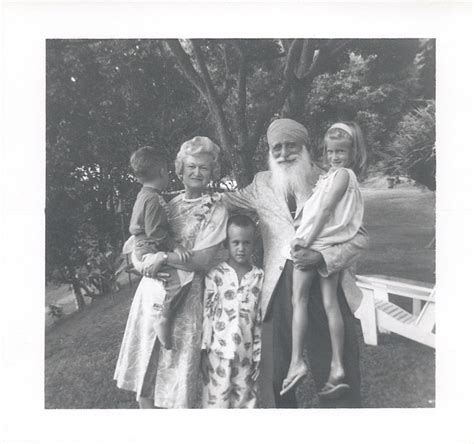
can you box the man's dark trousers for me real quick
[260,260,361,408]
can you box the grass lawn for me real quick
[358,185,435,283]
[45,185,435,409]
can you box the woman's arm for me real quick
[145,244,222,275]
[300,169,350,248]
[168,245,221,272]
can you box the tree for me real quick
[306,45,422,164]
[46,38,436,296]
[165,39,359,186]
[384,101,436,191]
[413,39,435,101]
[165,39,424,186]
[46,40,210,294]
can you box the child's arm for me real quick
[296,169,350,249]
[144,195,194,264]
[143,195,170,246]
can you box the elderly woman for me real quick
[114,136,228,408]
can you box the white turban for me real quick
[266,118,310,148]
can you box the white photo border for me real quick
[1,2,473,443]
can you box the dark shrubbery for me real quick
[384,101,436,191]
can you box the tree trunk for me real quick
[166,39,254,188]
[281,39,351,122]
[280,39,318,121]
[207,99,253,187]
[281,79,311,121]
[167,39,346,186]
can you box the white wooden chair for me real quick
[355,274,435,348]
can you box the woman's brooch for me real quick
[194,193,220,222]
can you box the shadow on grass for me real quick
[45,283,435,409]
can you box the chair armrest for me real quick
[356,275,435,302]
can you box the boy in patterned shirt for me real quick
[201,214,264,408]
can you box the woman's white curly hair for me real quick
[175,136,222,181]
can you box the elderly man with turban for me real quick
[222,118,367,408]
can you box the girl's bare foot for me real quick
[280,361,308,396]
[327,365,345,386]
[318,366,349,400]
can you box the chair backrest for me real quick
[415,288,436,331]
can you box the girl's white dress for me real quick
[114,193,228,408]
[292,167,364,254]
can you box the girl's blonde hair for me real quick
[324,121,368,178]
[175,136,221,181]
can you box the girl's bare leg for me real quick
[280,267,315,395]
[320,273,345,384]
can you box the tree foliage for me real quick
[384,101,436,191]
[164,39,433,184]
[46,38,435,291]
[46,39,210,295]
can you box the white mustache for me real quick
[276,154,300,164]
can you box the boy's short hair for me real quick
[130,146,167,182]
[226,214,257,235]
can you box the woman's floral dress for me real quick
[114,192,228,408]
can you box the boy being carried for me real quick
[125,146,192,349]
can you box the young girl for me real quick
[281,121,367,399]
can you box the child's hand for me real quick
[174,244,193,263]
[250,361,260,382]
[291,237,307,252]
[200,350,211,385]
[144,252,167,279]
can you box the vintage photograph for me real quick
[45,38,436,409]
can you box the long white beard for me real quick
[268,148,314,200]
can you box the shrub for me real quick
[384,101,435,190]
